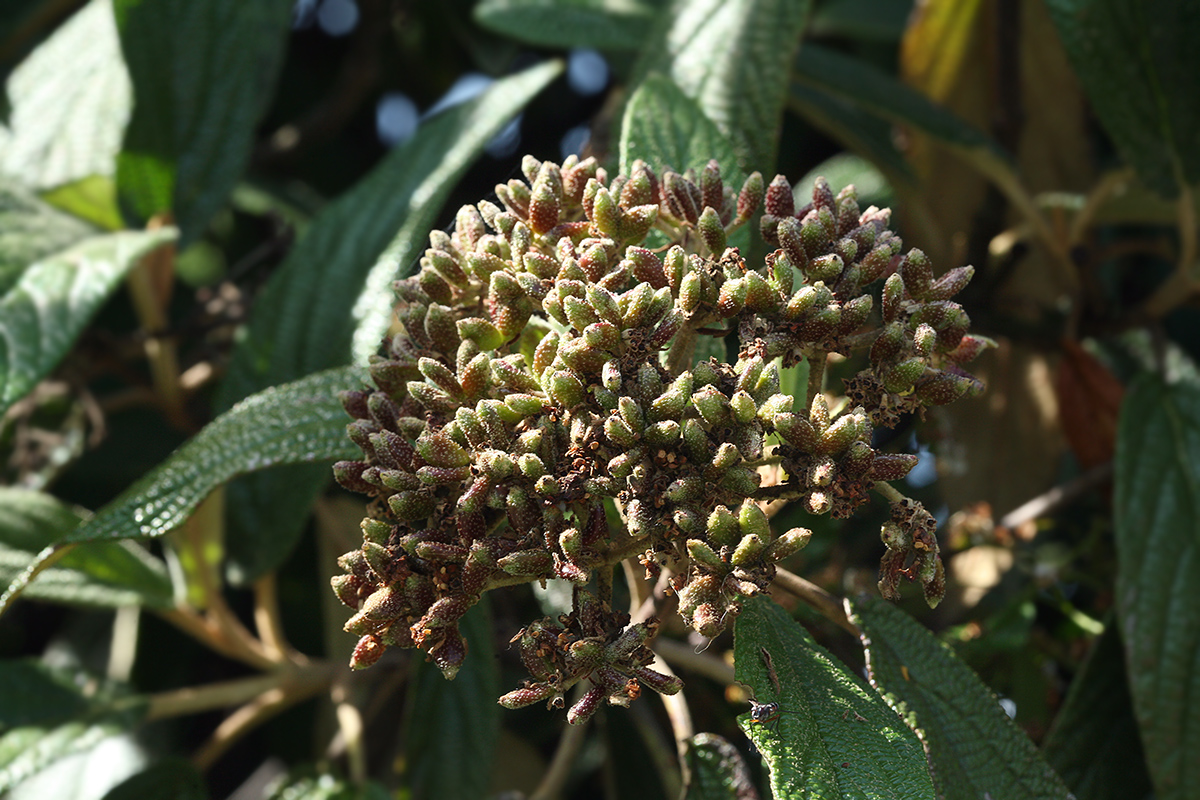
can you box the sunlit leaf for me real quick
[633,0,811,170]
[215,60,561,585]
[0,227,176,418]
[264,770,390,800]
[849,595,1072,800]
[112,0,292,245]
[1114,375,1200,799]
[98,758,205,800]
[0,180,94,294]
[0,0,130,188]
[619,74,743,180]
[474,0,662,49]
[734,596,936,799]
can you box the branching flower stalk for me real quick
[330,154,991,723]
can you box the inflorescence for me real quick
[330,154,990,723]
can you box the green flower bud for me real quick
[737,501,770,541]
[418,357,463,399]
[757,393,793,422]
[688,539,726,572]
[505,393,546,417]
[388,490,436,521]
[884,358,927,394]
[644,419,681,446]
[717,277,747,317]
[664,246,687,292]
[692,386,730,426]
[730,390,757,424]
[680,271,703,313]
[736,356,765,394]
[737,172,764,221]
[457,317,505,351]
[731,533,766,567]
[362,541,391,581]
[622,282,655,328]
[766,528,812,562]
[697,206,727,255]
[605,414,639,448]
[416,465,472,485]
[649,373,693,423]
[584,321,621,353]
[424,303,461,354]
[900,249,933,298]
[706,505,739,547]
[586,284,622,326]
[548,370,585,408]
[720,466,760,496]
[563,294,599,331]
[608,447,645,479]
[838,294,873,335]
[416,430,470,468]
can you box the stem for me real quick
[771,567,858,637]
[665,324,699,375]
[253,573,296,663]
[529,710,591,800]
[158,606,277,671]
[653,637,735,685]
[804,352,826,415]
[872,480,905,504]
[147,662,334,721]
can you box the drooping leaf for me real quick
[1045,0,1200,197]
[1114,375,1200,799]
[0,0,82,120]
[474,0,662,49]
[633,0,812,170]
[112,0,293,245]
[98,758,206,800]
[733,596,936,799]
[848,595,1072,800]
[404,599,500,800]
[214,60,561,585]
[1042,623,1154,800]
[0,180,95,294]
[0,227,176,418]
[0,366,364,616]
[0,489,172,609]
[0,660,144,793]
[685,733,759,800]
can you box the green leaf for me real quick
[112,0,293,245]
[0,366,363,615]
[1114,375,1200,799]
[404,598,500,800]
[0,0,131,189]
[265,770,391,800]
[40,175,126,231]
[1045,0,1200,197]
[848,595,1072,800]
[0,0,75,120]
[474,0,662,49]
[0,180,95,295]
[99,758,206,800]
[1042,624,1154,800]
[214,60,561,584]
[633,0,812,170]
[619,74,743,181]
[0,489,172,609]
[685,732,757,800]
[0,660,144,793]
[734,596,935,799]
[0,227,176,418]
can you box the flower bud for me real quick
[765,527,812,562]
[900,249,933,298]
[663,171,701,224]
[548,370,585,408]
[731,533,766,567]
[737,172,764,220]
[350,635,384,670]
[868,453,920,481]
[697,206,727,255]
[688,538,726,572]
[765,174,794,217]
[927,265,974,301]
[738,501,771,541]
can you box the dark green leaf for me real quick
[1045,0,1200,196]
[0,488,172,609]
[685,733,758,800]
[474,0,662,49]
[1042,624,1153,800]
[265,769,391,800]
[99,758,205,800]
[0,227,176,418]
[0,366,363,615]
[1114,375,1200,799]
[0,0,130,189]
[0,661,144,792]
[404,598,500,800]
[214,60,560,584]
[619,74,743,181]
[734,596,935,799]
[848,595,1072,800]
[0,180,95,295]
[633,0,812,170]
[112,0,292,245]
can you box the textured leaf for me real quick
[0,661,144,792]
[40,175,125,231]
[112,0,292,245]
[98,758,205,800]
[633,0,811,170]
[1045,0,1200,196]
[214,60,560,584]
[0,0,131,188]
[734,596,935,799]
[0,180,94,294]
[474,0,662,49]
[0,227,176,418]
[0,366,363,615]
[404,599,499,800]
[1114,375,1200,799]
[1042,624,1153,800]
[0,0,75,118]
[619,74,743,181]
[0,488,172,609]
[848,595,1072,800]
[685,733,758,800]
[5,732,146,800]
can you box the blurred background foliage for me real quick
[0,0,1196,797]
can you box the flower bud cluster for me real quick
[498,589,682,724]
[331,154,986,712]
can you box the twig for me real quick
[528,711,591,800]
[650,654,691,796]
[158,606,277,672]
[254,573,299,664]
[653,637,735,686]
[146,665,331,721]
[997,461,1113,530]
[804,352,826,414]
[771,567,858,637]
